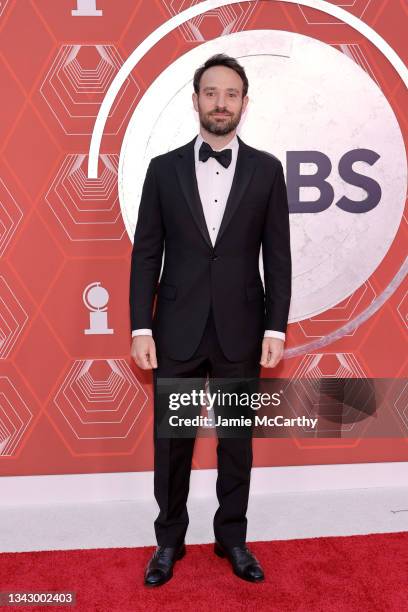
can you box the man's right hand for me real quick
[131,335,158,370]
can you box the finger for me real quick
[149,344,158,369]
[264,356,275,368]
[268,351,282,369]
[134,357,144,370]
[138,350,152,370]
[131,353,143,368]
[259,343,270,366]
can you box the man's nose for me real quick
[215,94,227,108]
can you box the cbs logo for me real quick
[287,148,381,214]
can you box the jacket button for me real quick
[211,255,218,261]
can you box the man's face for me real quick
[192,65,248,136]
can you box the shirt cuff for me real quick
[131,329,153,337]
[264,329,286,341]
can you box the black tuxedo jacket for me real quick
[129,134,292,362]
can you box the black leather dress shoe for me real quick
[144,544,186,587]
[214,541,265,582]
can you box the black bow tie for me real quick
[198,141,232,169]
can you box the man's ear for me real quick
[242,95,249,113]
[192,92,198,112]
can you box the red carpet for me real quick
[0,532,407,611]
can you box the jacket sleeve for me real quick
[262,160,292,333]
[129,159,164,332]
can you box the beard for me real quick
[199,105,242,136]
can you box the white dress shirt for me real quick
[132,133,285,342]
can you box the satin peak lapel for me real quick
[214,136,256,247]
[175,136,212,248]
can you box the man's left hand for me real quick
[260,337,284,368]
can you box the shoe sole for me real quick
[144,545,186,587]
[214,542,265,582]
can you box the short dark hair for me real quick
[193,53,248,98]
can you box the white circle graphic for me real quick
[119,30,406,323]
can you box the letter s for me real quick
[336,149,381,213]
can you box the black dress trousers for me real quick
[152,307,261,549]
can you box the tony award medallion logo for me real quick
[83,282,113,335]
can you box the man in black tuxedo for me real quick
[130,54,292,586]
